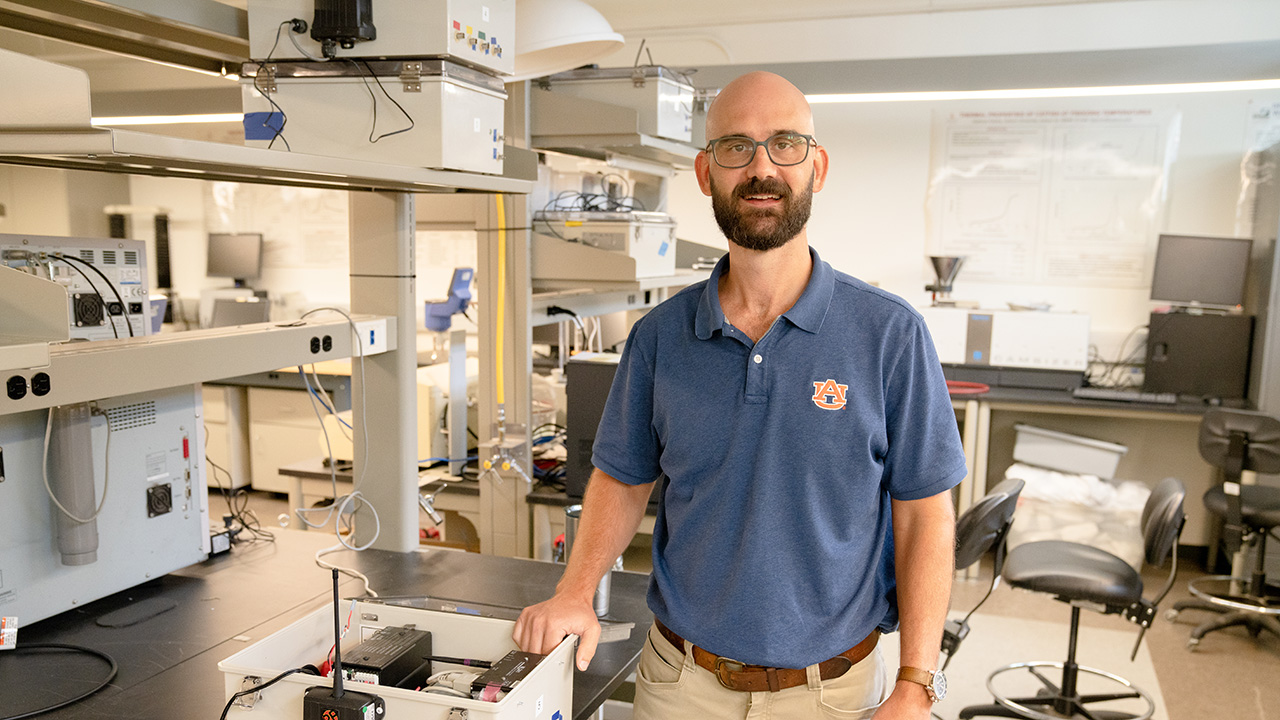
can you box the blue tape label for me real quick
[243,112,284,140]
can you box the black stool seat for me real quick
[1004,540,1142,608]
[1203,485,1280,528]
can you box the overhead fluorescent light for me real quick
[91,113,243,126]
[807,78,1280,104]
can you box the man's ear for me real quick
[694,151,713,196]
[811,144,830,193]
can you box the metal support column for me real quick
[476,192,534,556]
[349,191,419,552]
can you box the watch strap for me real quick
[897,666,938,701]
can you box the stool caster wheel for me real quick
[1164,609,1179,622]
[1187,638,1200,651]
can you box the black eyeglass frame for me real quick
[704,133,818,168]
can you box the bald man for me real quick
[514,72,966,720]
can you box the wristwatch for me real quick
[897,666,947,703]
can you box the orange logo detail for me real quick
[812,379,849,410]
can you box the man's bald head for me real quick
[705,71,815,140]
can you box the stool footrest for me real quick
[966,661,1154,720]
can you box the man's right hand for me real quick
[513,592,602,671]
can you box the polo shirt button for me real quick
[753,354,763,364]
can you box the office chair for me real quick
[941,478,1025,670]
[959,476,1186,720]
[1166,408,1280,649]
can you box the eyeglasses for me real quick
[706,133,816,168]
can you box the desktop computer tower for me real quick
[1143,312,1254,400]
[565,354,621,500]
[564,354,664,504]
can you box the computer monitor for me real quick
[207,233,263,287]
[209,297,271,327]
[1149,234,1251,309]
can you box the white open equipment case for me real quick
[219,598,575,720]
[241,60,506,175]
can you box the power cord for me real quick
[51,253,134,338]
[0,643,117,720]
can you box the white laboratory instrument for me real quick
[1,234,151,341]
[247,0,514,76]
[920,306,1090,372]
[0,384,210,627]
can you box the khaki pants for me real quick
[632,622,889,720]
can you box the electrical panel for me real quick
[247,0,514,77]
[0,233,150,341]
[0,384,210,627]
[241,59,505,174]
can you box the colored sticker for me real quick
[658,241,669,256]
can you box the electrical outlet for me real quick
[354,319,389,355]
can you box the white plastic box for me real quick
[1012,423,1128,479]
[538,67,695,142]
[219,600,574,720]
[241,60,505,174]
[246,0,515,77]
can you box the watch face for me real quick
[932,670,947,701]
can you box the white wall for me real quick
[126,175,477,325]
[0,166,72,236]
[667,88,1280,355]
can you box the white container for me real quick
[534,211,677,279]
[1012,423,1128,479]
[241,60,505,174]
[247,0,515,77]
[218,600,574,720]
[538,67,695,142]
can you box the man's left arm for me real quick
[875,490,956,719]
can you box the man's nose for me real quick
[743,143,780,180]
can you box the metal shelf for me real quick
[531,271,708,326]
[0,128,536,194]
[0,315,395,416]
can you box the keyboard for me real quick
[1072,387,1178,405]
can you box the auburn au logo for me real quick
[812,379,849,410]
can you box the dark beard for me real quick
[710,173,814,252]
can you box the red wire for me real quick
[946,380,990,395]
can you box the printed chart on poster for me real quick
[927,109,1180,288]
[1236,100,1280,237]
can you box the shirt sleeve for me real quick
[591,321,663,486]
[881,315,968,501]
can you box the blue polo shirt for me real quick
[591,248,967,668]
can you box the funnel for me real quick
[926,256,965,304]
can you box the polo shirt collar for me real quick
[694,246,834,340]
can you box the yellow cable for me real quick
[495,194,506,408]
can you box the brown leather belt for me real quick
[653,618,880,693]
